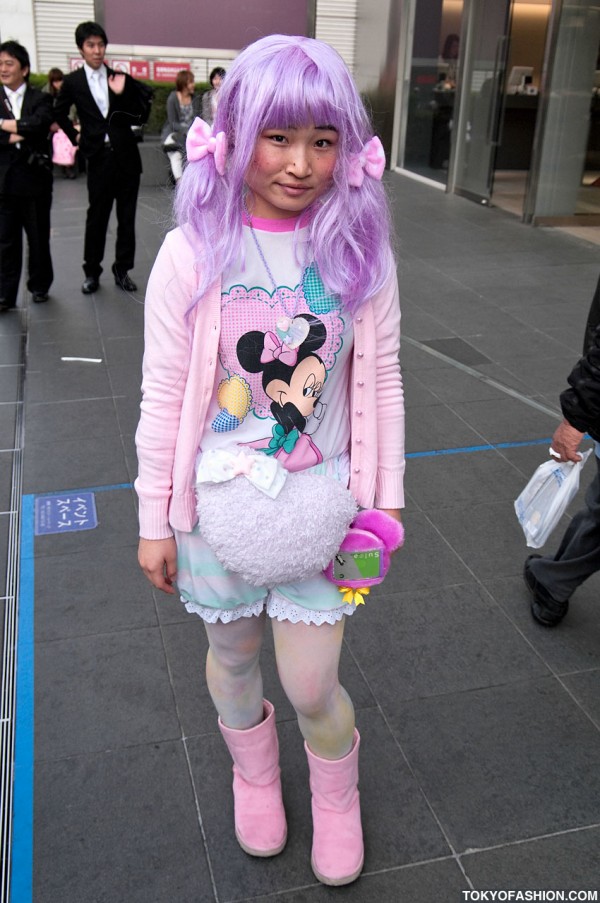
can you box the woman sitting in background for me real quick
[161,69,201,182]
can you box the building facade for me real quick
[3,0,599,226]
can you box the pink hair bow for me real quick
[186,117,227,174]
[347,136,386,188]
[261,332,299,366]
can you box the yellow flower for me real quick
[338,586,370,606]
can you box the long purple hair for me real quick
[175,34,394,315]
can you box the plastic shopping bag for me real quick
[514,448,593,548]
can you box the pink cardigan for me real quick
[135,227,405,540]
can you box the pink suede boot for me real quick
[305,729,364,886]
[218,699,287,857]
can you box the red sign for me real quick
[130,60,150,79]
[152,61,190,82]
[69,57,84,71]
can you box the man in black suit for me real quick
[0,41,54,312]
[54,21,149,295]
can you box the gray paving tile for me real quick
[388,677,600,851]
[251,857,468,901]
[421,337,492,366]
[426,499,543,580]
[25,338,105,371]
[25,360,112,404]
[188,709,450,901]
[0,449,13,512]
[0,513,8,587]
[25,397,120,444]
[104,335,144,369]
[384,509,473,590]
[345,583,548,706]
[562,670,600,724]
[0,400,18,444]
[405,403,485,454]
[115,393,142,435]
[23,433,130,494]
[405,448,525,511]
[31,488,137,558]
[402,371,444,409]
[94,296,146,338]
[462,826,600,889]
[411,365,513,404]
[34,741,213,903]
[485,575,600,674]
[449,397,558,445]
[0,333,23,364]
[107,362,143,396]
[0,307,25,336]
[35,545,157,641]
[0,364,19,403]
[35,626,180,759]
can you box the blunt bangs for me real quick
[220,36,368,162]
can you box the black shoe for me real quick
[524,554,569,626]
[82,277,99,294]
[0,300,16,313]
[112,264,137,292]
[32,291,49,303]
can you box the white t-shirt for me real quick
[200,214,353,472]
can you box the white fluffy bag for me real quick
[196,448,358,586]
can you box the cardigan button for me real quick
[354,467,360,473]
[357,380,364,387]
[356,410,363,416]
[356,317,363,323]
[357,351,364,358]
[355,438,362,444]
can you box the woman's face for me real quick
[211,73,223,90]
[245,122,338,219]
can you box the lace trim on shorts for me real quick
[266,591,357,624]
[182,593,357,625]
[182,596,266,623]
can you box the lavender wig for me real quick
[175,34,395,314]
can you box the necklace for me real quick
[243,194,310,323]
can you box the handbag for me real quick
[514,448,593,548]
[195,448,358,586]
[52,129,77,166]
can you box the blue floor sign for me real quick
[34,492,98,535]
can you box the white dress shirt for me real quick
[84,62,109,118]
[4,83,27,120]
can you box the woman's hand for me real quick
[138,537,178,594]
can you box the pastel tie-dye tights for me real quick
[204,613,355,759]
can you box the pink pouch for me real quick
[52,129,77,166]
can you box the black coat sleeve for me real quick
[560,318,600,442]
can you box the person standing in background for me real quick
[54,21,151,295]
[524,274,600,625]
[44,68,78,179]
[0,40,54,311]
[201,66,225,126]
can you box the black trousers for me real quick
[529,453,600,602]
[0,190,53,305]
[84,146,140,278]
